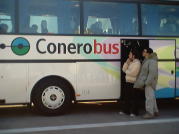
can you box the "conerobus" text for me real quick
[36,38,120,55]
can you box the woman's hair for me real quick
[130,49,140,59]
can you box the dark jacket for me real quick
[134,53,158,89]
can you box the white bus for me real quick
[0,0,179,115]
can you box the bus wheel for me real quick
[33,79,72,115]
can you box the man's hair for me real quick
[146,48,153,54]
[131,49,140,59]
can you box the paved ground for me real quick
[0,100,179,134]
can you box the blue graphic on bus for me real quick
[11,37,30,55]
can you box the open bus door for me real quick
[120,39,149,100]
[121,39,176,99]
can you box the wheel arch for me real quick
[30,75,76,104]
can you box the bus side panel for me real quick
[27,63,76,102]
[0,64,27,103]
[155,62,176,98]
[76,62,120,100]
[149,40,176,98]
[176,62,179,97]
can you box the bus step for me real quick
[0,99,5,104]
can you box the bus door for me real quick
[177,61,179,97]
[149,40,176,98]
[120,39,149,99]
[121,39,176,99]
[176,41,179,97]
[0,35,28,103]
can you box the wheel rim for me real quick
[41,86,65,109]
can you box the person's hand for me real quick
[126,58,131,64]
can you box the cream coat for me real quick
[122,59,141,83]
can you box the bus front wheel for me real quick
[32,79,72,115]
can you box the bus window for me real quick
[83,1,138,35]
[19,0,80,34]
[141,4,179,36]
[0,0,15,33]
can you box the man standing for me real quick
[134,48,159,119]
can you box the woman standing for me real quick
[120,49,141,117]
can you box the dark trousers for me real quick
[121,82,143,115]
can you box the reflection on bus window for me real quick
[84,1,138,35]
[29,24,38,33]
[0,23,8,33]
[86,17,112,34]
[142,4,179,36]
[41,20,48,33]
[19,0,80,34]
[29,16,57,34]
[0,0,15,33]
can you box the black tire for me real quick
[32,78,72,115]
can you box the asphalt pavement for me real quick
[0,100,179,134]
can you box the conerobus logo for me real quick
[11,37,30,56]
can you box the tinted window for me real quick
[0,0,15,34]
[142,4,179,36]
[83,2,138,35]
[19,0,80,34]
